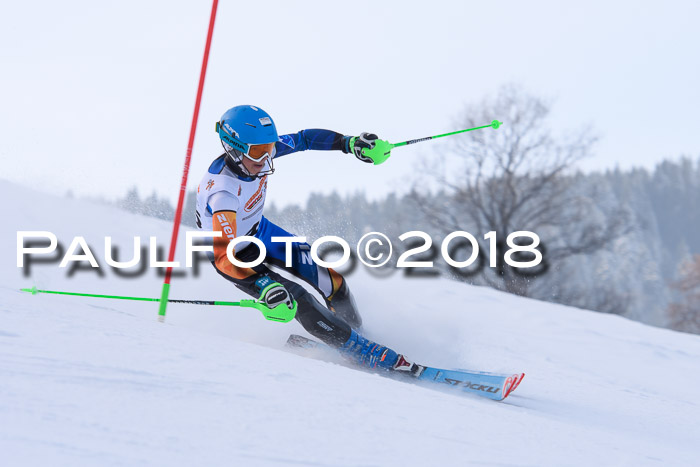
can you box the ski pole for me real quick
[20,286,296,323]
[362,120,502,165]
[392,119,501,148]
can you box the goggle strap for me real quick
[218,124,249,155]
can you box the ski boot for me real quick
[340,330,424,377]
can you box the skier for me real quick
[196,105,421,375]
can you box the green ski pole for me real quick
[358,120,502,165]
[20,286,296,323]
[393,119,501,147]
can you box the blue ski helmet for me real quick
[216,105,279,177]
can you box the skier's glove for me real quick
[254,276,295,311]
[344,133,392,165]
[347,132,378,163]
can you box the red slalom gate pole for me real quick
[158,0,219,320]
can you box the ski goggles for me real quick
[216,121,276,161]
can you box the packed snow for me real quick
[2,179,700,466]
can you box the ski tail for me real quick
[286,334,322,350]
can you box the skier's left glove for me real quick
[254,275,295,311]
[343,133,392,165]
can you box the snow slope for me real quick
[2,178,700,466]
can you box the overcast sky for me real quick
[1,0,698,207]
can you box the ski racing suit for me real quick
[196,129,372,351]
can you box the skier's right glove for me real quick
[347,132,378,163]
[343,132,392,165]
[254,276,295,311]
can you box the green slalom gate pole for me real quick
[20,286,297,323]
[361,120,502,165]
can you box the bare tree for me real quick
[416,85,630,297]
[667,255,700,334]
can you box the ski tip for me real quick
[501,373,525,400]
[515,373,525,389]
[499,375,515,400]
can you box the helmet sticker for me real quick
[259,117,272,126]
[223,123,237,137]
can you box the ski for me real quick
[286,334,325,350]
[286,334,524,401]
[417,367,524,401]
